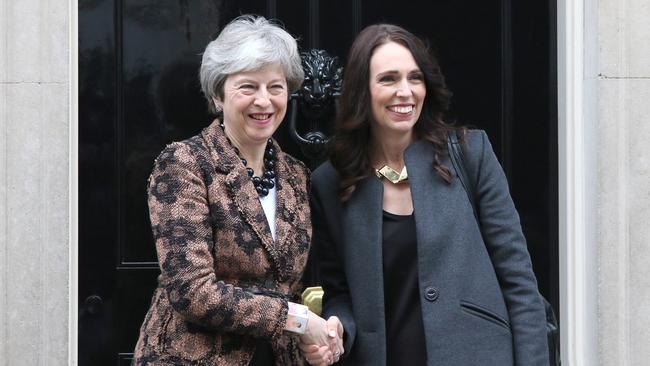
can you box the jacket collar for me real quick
[201,119,240,173]
[201,119,306,281]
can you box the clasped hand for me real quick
[299,312,344,365]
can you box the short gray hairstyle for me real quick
[200,15,304,114]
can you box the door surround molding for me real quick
[70,0,79,364]
[557,0,599,365]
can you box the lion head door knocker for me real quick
[289,49,343,166]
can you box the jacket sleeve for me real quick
[310,180,357,356]
[147,142,287,340]
[469,130,549,366]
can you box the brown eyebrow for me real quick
[375,71,398,82]
[376,70,399,79]
[376,69,423,79]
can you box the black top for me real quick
[382,210,427,366]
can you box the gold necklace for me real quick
[375,165,408,184]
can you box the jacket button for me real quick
[424,287,439,302]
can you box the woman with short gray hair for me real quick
[199,15,305,114]
[133,15,343,366]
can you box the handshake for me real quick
[286,299,344,365]
[298,312,344,365]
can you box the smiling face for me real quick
[368,41,426,141]
[216,64,288,148]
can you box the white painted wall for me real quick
[0,0,72,364]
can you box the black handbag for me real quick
[447,131,561,366]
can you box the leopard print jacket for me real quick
[133,120,311,365]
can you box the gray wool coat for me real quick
[310,130,549,366]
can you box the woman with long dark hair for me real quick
[305,24,549,365]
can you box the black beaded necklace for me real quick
[220,122,276,197]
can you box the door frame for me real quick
[67,0,598,364]
[557,0,599,365]
[70,0,79,364]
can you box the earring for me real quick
[212,97,223,113]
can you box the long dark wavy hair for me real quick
[330,24,460,202]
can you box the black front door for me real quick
[79,1,557,364]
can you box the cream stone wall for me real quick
[0,0,71,364]
[597,0,650,365]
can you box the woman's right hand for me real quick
[299,314,344,364]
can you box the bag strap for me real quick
[446,130,479,223]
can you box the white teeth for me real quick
[251,114,271,120]
[389,106,413,113]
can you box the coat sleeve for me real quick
[310,179,357,355]
[469,131,550,366]
[147,142,287,340]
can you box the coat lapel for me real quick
[226,170,278,263]
[201,120,278,273]
[271,142,311,280]
[404,140,455,285]
[343,175,385,332]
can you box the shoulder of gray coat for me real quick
[311,160,339,188]
[310,161,343,203]
[461,129,490,164]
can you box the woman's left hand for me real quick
[325,316,344,361]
